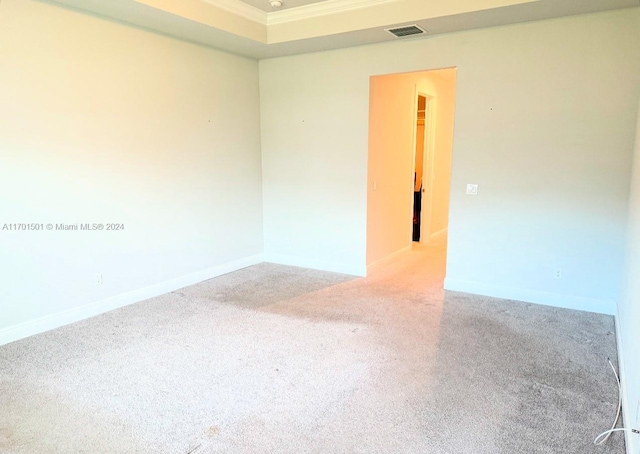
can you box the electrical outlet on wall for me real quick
[96,273,103,285]
[554,269,563,279]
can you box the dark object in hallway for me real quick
[413,189,422,241]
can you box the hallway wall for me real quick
[428,74,456,238]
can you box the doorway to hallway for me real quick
[366,68,457,274]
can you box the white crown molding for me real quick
[267,0,402,25]
[202,0,268,25]
[202,0,403,27]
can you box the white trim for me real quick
[268,0,401,25]
[429,227,448,241]
[615,307,635,454]
[443,277,616,315]
[200,0,402,26]
[366,245,411,274]
[202,0,268,24]
[264,253,366,277]
[0,254,263,347]
[419,92,436,242]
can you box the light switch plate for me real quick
[466,184,478,195]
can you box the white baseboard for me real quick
[429,227,448,241]
[264,253,366,277]
[0,254,264,347]
[615,307,635,454]
[443,278,616,315]
[366,246,411,274]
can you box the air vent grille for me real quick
[386,25,426,38]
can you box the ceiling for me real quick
[47,0,640,59]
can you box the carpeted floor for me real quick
[0,238,625,453]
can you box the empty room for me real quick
[1,0,640,452]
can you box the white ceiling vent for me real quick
[385,25,427,38]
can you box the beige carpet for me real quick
[0,238,624,453]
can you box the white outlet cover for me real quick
[466,184,478,195]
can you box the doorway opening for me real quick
[412,93,434,243]
[366,68,457,274]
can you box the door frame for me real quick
[411,89,436,243]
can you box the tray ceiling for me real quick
[47,0,640,59]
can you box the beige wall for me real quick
[260,8,640,311]
[429,74,456,236]
[367,72,418,264]
[0,0,264,341]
